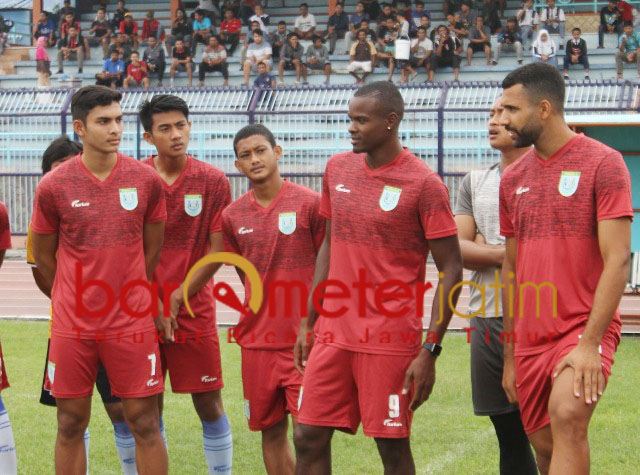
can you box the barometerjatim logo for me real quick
[182,252,263,319]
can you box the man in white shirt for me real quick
[517,0,537,47]
[243,29,272,85]
[249,4,270,34]
[409,26,433,76]
[295,3,317,40]
[539,0,566,49]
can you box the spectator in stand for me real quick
[58,0,75,20]
[443,0,463,17]
[295,3,317,40]
[278,32,305,85]
[617,1,634,23]
[531,29,557,66]
[539,0,565,49]
[59,12,90,59]
[243,29,272,85]
[198,0,219,24]
[361,0,381,20]
[254,61,276,87]
[616,21,640,78]
[56,25,84,74]
[192,9,214,55]
[111,0,128,32]
[141,10,165,46]
[492,18,523,65]
[240,20,266,69]
[348,28,377,83]
[166,8,193,55]
[96,49,125,88]
[448,13,468,40]
[249,4,270,34]
[517,0,537,47]
[199,35,229,86]
[270,21,290,59]
[466,15,492,66]
[170,38,193,86]
[563,27,589,80]
[396,11,411,39]
[481,0,502,34]
[599,0,622,48]
[344,2,370,54]
[303,35,332,84]
[408,26,433,78]
[143,35,166,86]
[376,17,398,81]
[377,3,396,24]
[220,9,242,55]
[410,1,430,38]
[89,7,112,58]
[459,3,478,32]
[421,16,436,42]
[36,36,52,87]
[239,0,257,26]
[123,51,149,89]
[33,11,56,47]
[119,12,139,49]
[429,24,462,81]
[359,19,378,44]
[325,2,349,54]
[106,32,132,65]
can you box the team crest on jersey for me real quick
[278,212,296,235]
[379,185,402,211]
[47,361,55,384]
[119,188,138,210]
[558,171,581,197]
[184,194,202,217]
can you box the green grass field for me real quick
[1,321,638,474]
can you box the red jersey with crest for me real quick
[319,149,457,356]
[30,154,166,340]
[143,155,231,336]
[499,134,632,356]
[0,201,10,251]
[222,181,325,350]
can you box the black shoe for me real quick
[559,44,564,50]
[78,68,83,73]
[491,60,498,65]
[563,74,569,80]
[585,75,590,80]
[597,45,604,49]
[57,69,63,74]
[517,60,523,65]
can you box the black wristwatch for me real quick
[422,342,442,358]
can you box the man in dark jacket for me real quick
[563,27,590,79]
[598,0,622,48]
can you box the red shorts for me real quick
[0,342,9,392]
[48,331,164,399]
[297,343,417,438]
[241,348,301,431]
[515,325,620,435]
[160,331,223,393]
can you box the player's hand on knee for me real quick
[502,356,518,404]
[294,318,314,375]
[403,350,436,412]
[553,342,605,405]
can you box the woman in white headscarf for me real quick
[531,29,558,66]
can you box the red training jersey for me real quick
[499,134,632,356]
[127,61,148,82]
[222,181,325,350]
[319,149,457,356]
[221,18,242,34]
[0,201,11,251]
[143,156,231,336]
[120,19,139,35]
[31,154,166,340]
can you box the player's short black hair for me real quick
[139,94,190,133]
[572,27,581,33]
[42,136,82,174]
[300,3,309,8]
[71,86,122,124]
[417,27,426,33]
[416,0,424,5]
[624,20,633,28]
[502,62,565,111]
[353,81,405,121]
[252,29,264,37]
[233,124,276,157]
[278,20,286,25]
[97,7,105,12]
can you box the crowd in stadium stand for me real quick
[26,0,640,88]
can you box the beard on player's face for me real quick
[505,114,542,148]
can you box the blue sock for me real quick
[113,422,137,475]
[0,395,17,475]
[159,416,168,448]
[202,414,233,474]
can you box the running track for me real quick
[1,259,639,333]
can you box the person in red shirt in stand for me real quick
[141,10,165,45]
[139,94,233,474]
[31,86,169,475]
[617,0,634,22]
[0,200,17,474]
[120,12,139,49]
[123,51,150,89]
[220,8,242,55]
[499,62,632,474]
[59,12,91,60]
[222,124,325,474]
[293,81,463,474]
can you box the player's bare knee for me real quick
[375,438,411,468]
[550,400,589,439]
[103,402,126,424]
[192,391,224,421]
[293,424,330,454]
[263,417,288,445]
[56,409,89,440]
[125,409,160,441]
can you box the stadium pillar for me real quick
[33,0,43,46]
[328,0,337,15]
[171,0,179,22]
